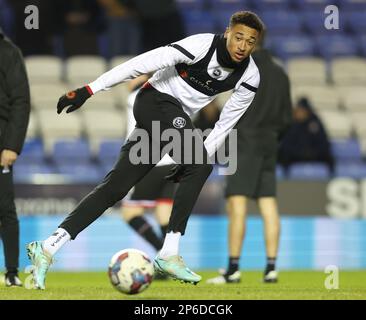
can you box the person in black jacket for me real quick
[207,34,292,284]
[278,97,335,174]
[0,27,30,287]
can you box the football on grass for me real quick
[108,248,154,294]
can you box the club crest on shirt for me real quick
[213,68,222,77]
[173,117,186,129]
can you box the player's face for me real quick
[224,24,259,63]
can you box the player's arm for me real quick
[57,34,213,114]
[204,65,260,158]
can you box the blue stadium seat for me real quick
[210,0,248,11]
[249,0,290,10]
[176,0,205,11]
[294,0,334,10]
[261,11,303,36]
[53,139,91,164]
[335,162,366,178]
[182,10,217,35]
[17,139,44,164]
[360,35,366,57]
[331,139,362,162]
[98,139,123,165]
[345,11,366,36]
[214,10,237,31]
[56,163,103,183]
[338,0,366,11]
[289,163,330,180]
[13,162,56,183]
[276,165,285,180]
[270,35,315,60]
[316,34,359,59]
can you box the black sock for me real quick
[227,257,240,275]
[265,257,276,274]
[160,224,168,237]
[128,216,163,251]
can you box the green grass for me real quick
[1,271,366,300]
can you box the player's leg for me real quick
[142,90,212,283]
[257,154,280,283]
[26,136,155,289]
[122,204,164,251]
[207,195,246,284]
[154,164,175,237]
[258,197,280,283]
[154,200,172,237]
[0,166,22,287]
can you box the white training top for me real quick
[89,33,260,157]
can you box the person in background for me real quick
[278,97,335,175]
[207,32,292,284]
[0,27,30,287]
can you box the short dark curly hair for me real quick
[229,11,265,35]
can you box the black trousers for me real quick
[60,86,213,238]
[0,165,19,272]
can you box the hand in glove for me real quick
[57,86,93,114]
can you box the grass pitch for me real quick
[1,270,365,300]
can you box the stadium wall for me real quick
[1,215,365,272]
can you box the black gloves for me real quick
[165,164,187,183]
[57,86,92,114]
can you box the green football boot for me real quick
[26,241,53,290]
[154,255,201,285]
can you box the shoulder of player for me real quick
[239,56,260,88]
[172,33,215,61]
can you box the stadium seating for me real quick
[210,0,247,11]
[17,138,44,165]
[342,88,366,112]
[345,11,366,36]
[249,0,290,10]
[261,11,303,36]
[288,162,330,180]
[52,139,91,165]
[292,85,340,111]
[339,0,366,11]
[331,57,366,85]
[83,110,126,154]
[349,111,366,140]
[331,138,362,162]
[182,10,217,35]
[26,113,39,140]
[56,163,104,183]
[271,36,315,61]
[38,110,83,155]
[287,58,328,85]
[25,55,63,83]
[66,55,107,84]
[317,110,353,139]
[30,83,68,110]
[316,34,359,60]
[335,162,366,178]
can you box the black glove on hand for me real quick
[57,86,92,114]
[165,164,187,183]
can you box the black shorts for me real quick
[225,152,277,199]
[123,165,175,207]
